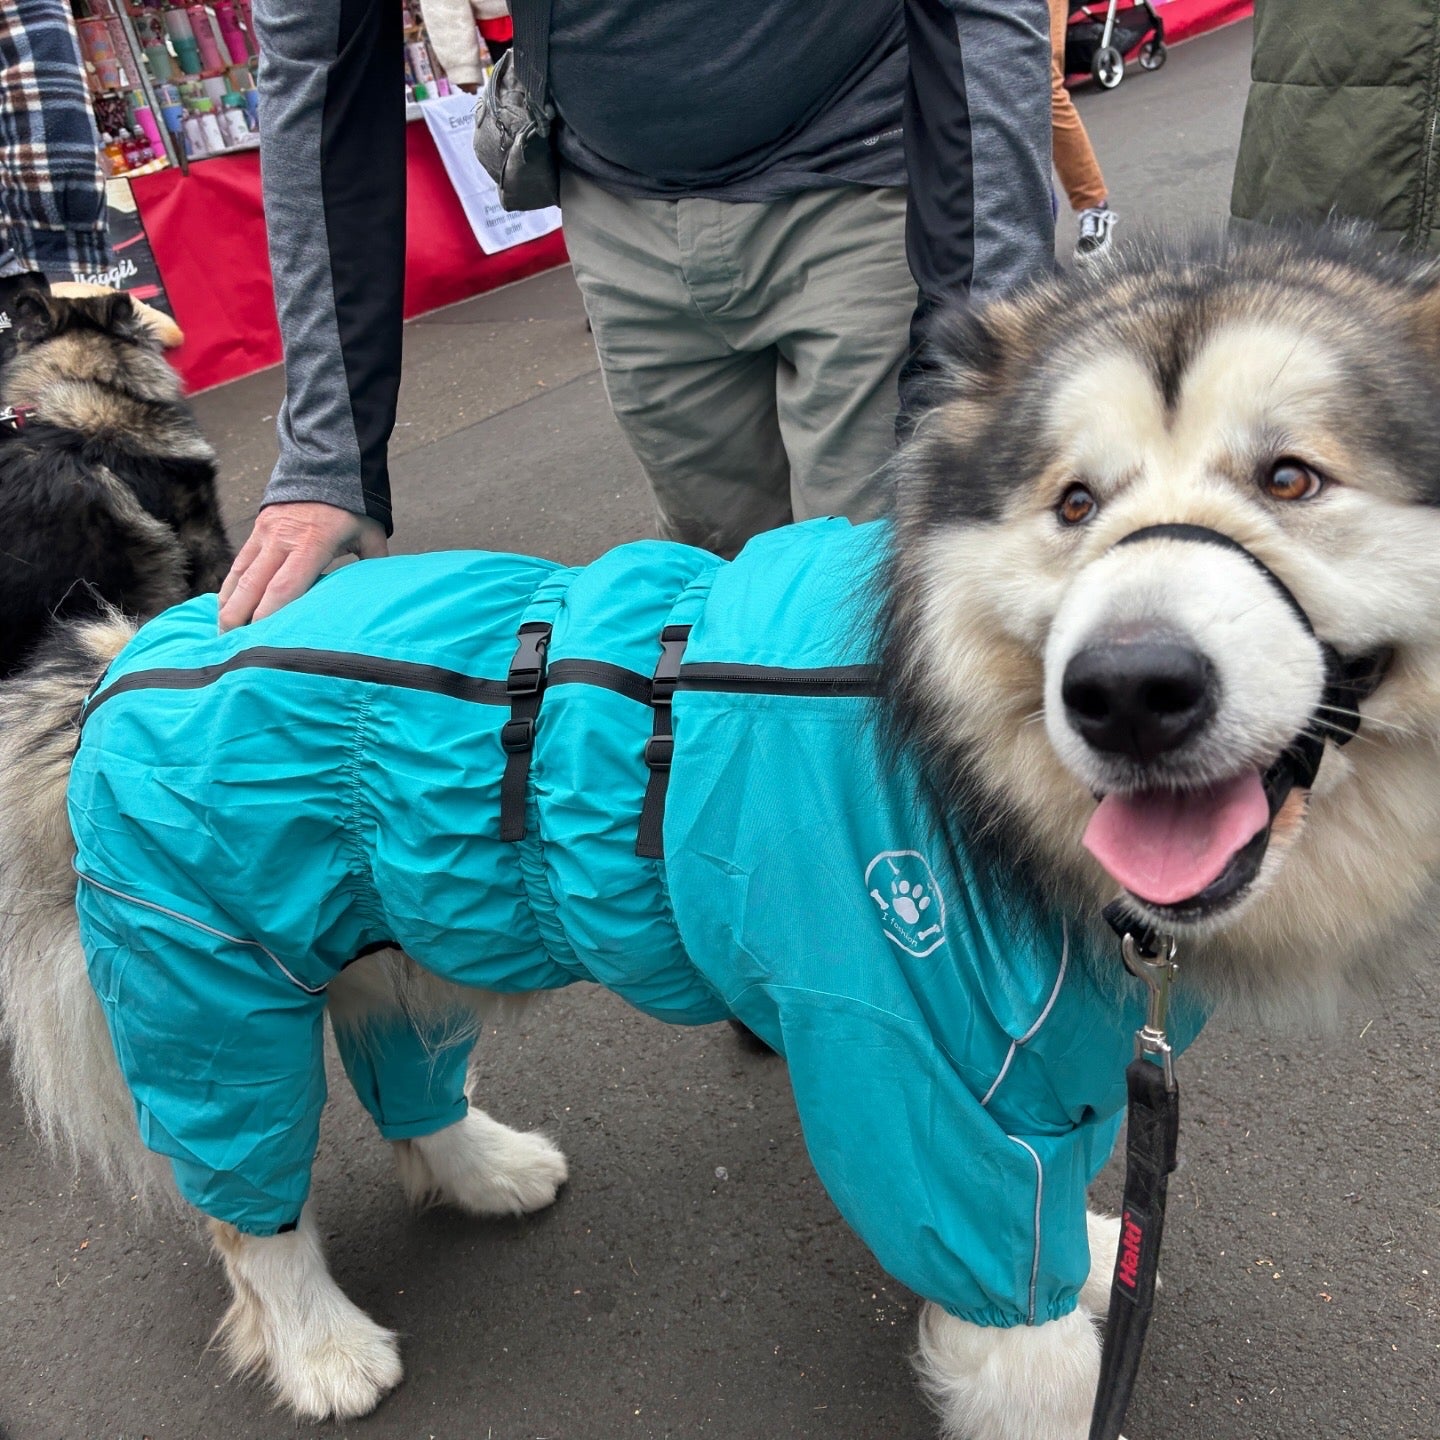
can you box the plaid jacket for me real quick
[0,0,108,275]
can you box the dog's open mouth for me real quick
[1082,767,1288,919]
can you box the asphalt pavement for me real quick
[3,18,1437,1439]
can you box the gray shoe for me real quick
[1075,205,1118,263]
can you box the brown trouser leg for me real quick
[1049,0,1109,211]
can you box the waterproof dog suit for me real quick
[69,518,1205,1330]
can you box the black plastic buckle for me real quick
[650,623,692,705]
[644,734,674,770]
[506,622,550,697]
[501,717,536,752]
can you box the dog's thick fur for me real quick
[0,290,230,678]
[5,229,1440,1436]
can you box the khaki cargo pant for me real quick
[561,171,916,558]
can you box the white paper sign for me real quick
[420,93,563,255]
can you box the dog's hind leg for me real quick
[211,1206,403,1421]
[329,953,568,1218]
[395,1104,569,1217]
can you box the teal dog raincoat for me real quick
[69,518,1205,1330]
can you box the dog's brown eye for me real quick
[1057,483,1098,526]
[1264,459,1324,502]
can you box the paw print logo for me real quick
[865,851,947,958]
[890,879,930,926]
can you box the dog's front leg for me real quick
[915,1303,1103,1440]
[210,1205,403,1421]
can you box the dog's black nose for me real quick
[1062,639,1214,763]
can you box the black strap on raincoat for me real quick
[636,624,691,859]
[499,621,551,841]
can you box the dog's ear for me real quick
[93,291,144,339]
[928,303,1010,386]
[908,296,1028,419]
[11,289,60,344]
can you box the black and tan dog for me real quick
[0,284,230,678]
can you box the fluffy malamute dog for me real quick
[0,287,231,678]
[3,229,1439,1440]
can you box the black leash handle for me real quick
[1088,933,1181,1440]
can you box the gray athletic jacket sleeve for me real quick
[253,0,405,533]
[900,0,1054,421]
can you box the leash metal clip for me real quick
[1122,931,1179,1092]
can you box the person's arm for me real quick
[899,0,1054,422]
[424,0,489,91]
[1,0,110,276]
[220,0,404,630]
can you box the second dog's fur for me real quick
[0,289,229,678]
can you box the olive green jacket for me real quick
[1231,0,1440,252]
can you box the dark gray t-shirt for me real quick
[548,1,906,200]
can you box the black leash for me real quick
[1088,925,1180,1440]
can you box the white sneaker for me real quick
[1075,205,1118,263]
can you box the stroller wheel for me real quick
[1139,39,1167,71]
[1093,45,1125,89]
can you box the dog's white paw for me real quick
[397,1106,569,1217]
[246,1298,402,1421]
[211,1215,403,1421]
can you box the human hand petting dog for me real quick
[218,501,387,631]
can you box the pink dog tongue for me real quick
[1083,771,1270,906]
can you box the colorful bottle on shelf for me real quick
[142,32,174,84]
[101,132,128,176]
[131,100,165,157]
[164,10,203,75]
[195,99,225,153]
[219,93,250,146]
[182,110,209,158]
[215,2,251,64]
[187,6,226,71]
[405,42,434,85]
[79,18,125,90]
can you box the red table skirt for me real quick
[1159,0,1252,44]
[130,122,569,394]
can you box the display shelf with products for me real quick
[66,0,566,392]
[71,1,260,174]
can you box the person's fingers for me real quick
[249,547,333,625]
[217,526,264,609]
[217,537,290,632]
[217,505,389,631]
